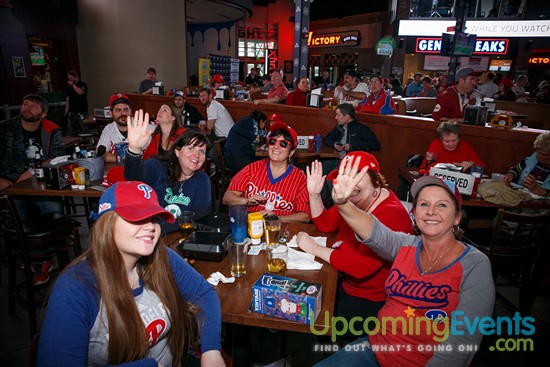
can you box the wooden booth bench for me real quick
[127,93,542,191]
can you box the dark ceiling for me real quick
[253,0,388,21]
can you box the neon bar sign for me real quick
[415,38,509,55]
[528,57,550,64]
[306,31,360,48]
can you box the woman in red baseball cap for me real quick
[493,77,517,101]
[223,121,310,223]
[297,152,412,338]
[38,181,225,366]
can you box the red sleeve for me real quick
[311,206,342,232]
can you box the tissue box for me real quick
[252,273,322,325]
[44,161,77,190]
[93,107,111,118]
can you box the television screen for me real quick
[489,59,512,71]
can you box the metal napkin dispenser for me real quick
[463,106,488,126]
[152,82,164,95]
[307,93,323,108]
[176,231,230,261]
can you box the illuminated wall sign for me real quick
[306,31,360,48]
[528,56,550,65]
[415,38,508,55]
[267,49,278,72]
[399,20,550,37]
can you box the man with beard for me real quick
[0,94,65,219]
[97,93,152,163]
[334,70,369,107]
[0,94,65,189]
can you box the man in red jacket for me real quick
[432,67,480,121]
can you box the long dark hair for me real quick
[152,103,183,139]
[167,130,209,185]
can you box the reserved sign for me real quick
[429,167,475,196]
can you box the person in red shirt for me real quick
[432,67,480,121]
[356,75,397,114]
[223,121,309,223]
[254,68,289,104]
[286,76,310,106]
[420,120,485,171]
[143,104,185,160]
[298,151,412,339]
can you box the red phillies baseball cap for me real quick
[269,121,298,147]
[499,78,513,88]
[98,181,175,223]
[212,74,224,83]
[410,175,462,210]
[327,151,380,181]
[109,93,131,107]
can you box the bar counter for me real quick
[127,93,541,191]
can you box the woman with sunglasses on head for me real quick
[143,103,185,160]
[223,121,310,223]
[124,110,212,233]
[302,156,494,367]
[38,181,225,367]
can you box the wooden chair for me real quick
[0,195,82,337]
[462,209,550,315]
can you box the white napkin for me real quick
[287,247,323,270]
[207,272,235,286]
[286,235,327,248]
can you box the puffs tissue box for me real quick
[252,273,322,324]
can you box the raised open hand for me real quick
[331,155,368,205]
[127,109,153,153]
[306,160,325,196]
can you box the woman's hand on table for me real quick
[297,232,318,255]
[503,173,514,186]
[127,109,153,153]
[306,160,325,196]
[455,160,474,171]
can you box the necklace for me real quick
[420,244,454,275]
[365,188,382,213]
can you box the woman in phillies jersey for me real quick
[223,121,310,223]
[304,158,494,367]
[37,181,224,366]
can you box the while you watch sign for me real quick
[306,31,360,48]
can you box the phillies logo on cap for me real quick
[138,183,153,199]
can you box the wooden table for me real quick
[62,136,83,149]
[398,167,550,210]
[166,222,338,334]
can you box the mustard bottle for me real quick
[248,212,264,245]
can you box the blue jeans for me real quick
[13,197,63,221]
[314,337,380,367]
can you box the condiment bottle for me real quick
[248,212,264,245]
[34,153,44,181]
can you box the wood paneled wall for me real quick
[127,93,539,191]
